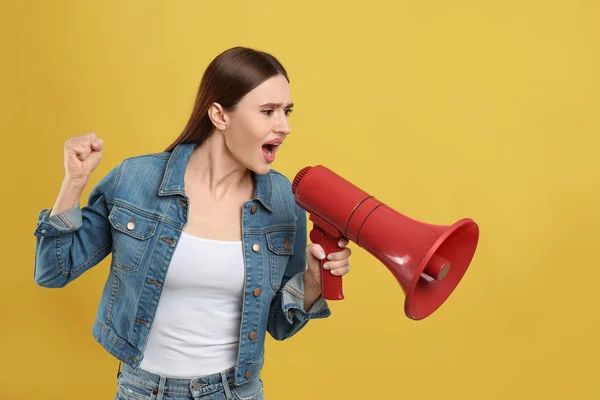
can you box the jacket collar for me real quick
[158,143,273,211]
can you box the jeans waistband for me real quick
[120,363,236,398]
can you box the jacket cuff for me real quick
[281,272,331,324]
[34,204,82,237]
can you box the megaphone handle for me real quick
[309,227,345,301]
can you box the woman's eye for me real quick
[262,109,293,116]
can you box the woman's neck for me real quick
[185,132,253,201]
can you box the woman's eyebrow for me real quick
[259,102,294,108]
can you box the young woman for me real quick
[34,46,352,400]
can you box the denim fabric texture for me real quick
[34,143,330,386]
[116,363,264,400]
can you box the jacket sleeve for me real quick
[267,207,331,341]
[33,165,120,288]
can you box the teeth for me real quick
[264,142,280,159]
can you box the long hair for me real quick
[165,47,289,152]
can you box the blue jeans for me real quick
[116,363,265,400]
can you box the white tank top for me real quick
[139,231,245,378]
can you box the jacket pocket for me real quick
[108,205,158,272]
[266,229,296,290]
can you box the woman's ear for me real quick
[208,102,228,130]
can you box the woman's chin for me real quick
[251,163,272,175]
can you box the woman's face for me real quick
[222,74,293,175]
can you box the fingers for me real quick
[324,262,350,276]
[306,240,352,276]
[305,244,326,274]
[65,132,103,160]
[323,258,348,269]
[86,146,104,167]
[337,237,350,248]
[91,136,104,152]
[326,246,351,262]
[324,240,351,275]
[306,243,326,261]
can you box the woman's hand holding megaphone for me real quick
[303,237,352,310]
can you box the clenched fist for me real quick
[64,132,104,185]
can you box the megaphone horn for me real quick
[292,165,480,320]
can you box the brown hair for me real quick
[164,46,289,152]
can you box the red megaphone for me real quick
[292,165,480,320]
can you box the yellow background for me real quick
[2,0,599,399]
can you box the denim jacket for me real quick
[33,143,330,385]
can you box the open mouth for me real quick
[262,142,281,162]
[262,143,279,155]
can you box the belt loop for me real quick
[156,376,166,400]
[221,371,233,400]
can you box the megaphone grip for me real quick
[309,226,345,300]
